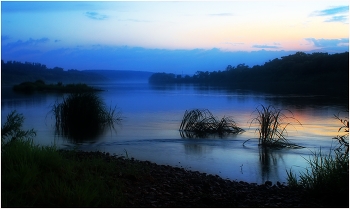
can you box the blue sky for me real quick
[1,1,349,73]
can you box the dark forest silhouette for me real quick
[1,60,107,85]
[1,60,153,85]
[2,51,348,95]
[149,52,349,95]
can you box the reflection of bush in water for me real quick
[258,147,284,181]
[52,92,121,141]
[179,109,244,138]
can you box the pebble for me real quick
[59,150,323,207]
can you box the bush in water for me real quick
[179,108,244,138]
[52,92,121,141]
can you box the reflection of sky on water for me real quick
[1,83,347,184]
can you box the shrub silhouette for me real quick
[52,92,121,141]
[247,105,303,148]
[179,109,243,138]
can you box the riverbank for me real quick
[1,137,345,207]
[57,150,323,207]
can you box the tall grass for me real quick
[1,111,143,207]
[52,92,121,141]
[247,105,302,148]
[179,109,244,138]
[286,113,349,207]
[333,113,349,157]
[1,138,127,207]
[1,110,36,144]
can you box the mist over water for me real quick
[1,82,347,184]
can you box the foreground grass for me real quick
[287,113,349,207]
[287,149,349,207]
[1,139,146,207]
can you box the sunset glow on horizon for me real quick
[1,1,349,72]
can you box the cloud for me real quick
[324,15,348,23]
[1,35,10,41]
[305,38,348,47]
[3,38,49,48]
[26,38,50,44]
[313,6,348,16]
[118,18,152,23]
[1,38,50,55]
[1,2,111,13]
[252,45,280,49]
[305,38,349,52]
[85,11,108,20]
[312,6,349,23]
[208,13,234,16]
[221,42,244,46]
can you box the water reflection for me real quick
[179,130,234,139]
[183,142,206,155]
[53,110,121,144]
[1,92,52,108]
[54,123,105,143]
[150,83,348,111]
[1,86,64,108]
[258,147,284,183]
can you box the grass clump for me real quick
[52,92,121,141]
[247,105,302,148]
[1,111,144,207]
[333,113,349,156]
[179,109,244,138]
[1,110,36,145]
[287,113,349,207]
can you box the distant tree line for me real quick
[12,79,101,93]
[1,60,107,86]
[149,52,349,95]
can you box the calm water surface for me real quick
[1,83,348,184]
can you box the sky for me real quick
[1,1,349,73]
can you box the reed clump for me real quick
[1,110,36,145]
[286,113,349,207]
[247,105,302,148]
[333,113,349,156]
[179,109,244,138]
[52,92,121,140]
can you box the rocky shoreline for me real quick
[61,150,324,207]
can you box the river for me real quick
[1,82,348,184]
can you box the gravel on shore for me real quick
[61,150,326,207]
